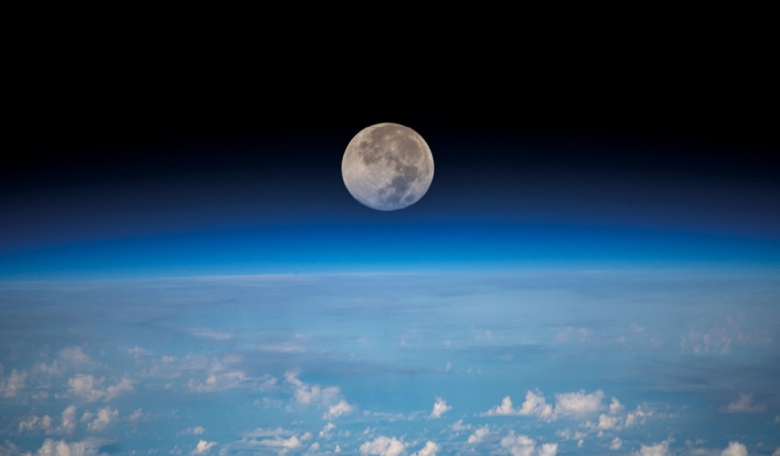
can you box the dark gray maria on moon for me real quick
[342,123,434,211]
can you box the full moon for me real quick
[342,123,434,211]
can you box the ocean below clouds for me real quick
[0,270,779,455]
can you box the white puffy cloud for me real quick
[183,355,275,393]
[721,441,747,456]
[450,419,470,432]
[1,369,27,398]
[467,426,490,444]
[319,422,336,438]
[360,436,406,456]
[264,436,303,451]
[484,396,516,415]
[178,426,206,436]
[722,394,766,413]
[104,377,133,401]
[59,347,92,364]
[34,361,65,376]
[485,390,595,419]
[772,447,780,456]
[286,372,340,405]
[190,440,218,455]
[18,414,53,433]
[187,370,249,393]
[413,441,440,456]
[31,438,92,456]
[285,371,353,419]
[325,400,354,419]
[598,414,619,430]
[430,398,451,418]
[68,374,105,402]
[633,439,671,456]
[624,405,653,427]
[84,406,118,432]
[61,406,78,434]
[500,432,557,456]
[609,397,624,414]
[556,429,586,441]
[610,437,622,450]
[554,390,603,416]
[518,391,552,418]
[67,374,133,402]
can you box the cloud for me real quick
[83,406,118,432]
[29,438,96,456]
[413,441,440,456]
[609,397,624,414]
[286,372,340,405]
[127,346,149,357]
[191,440,218,455]
[186,357,275,393]
[325,400,354,419]
[721,393,767,413]
[262,435,304,450]
[430,398,451,418]
[721,442,747,456]
[1,369,27,398]
[500,432,557,456]
[485,396,516,415]
[633,439,671,456]
[191,329,234,341]
[34,361,65,376]
[178,426,206,436]
[67,374,133,402]
[624,405,652,427]
[519,391,552,418]
[610,438,622,450]
[285,371,353,418]
[360,436,406,456]
[598,414,619,430]
[18,414,53,433]
[61,406,77,434]
[554,390,603,416]
[483,390,585,419]
[467,426,490,444]
[319,422,336,438]
[450,419,470,432]
[60,347,92,364]
[68,374,105,402]
[104,377,133,401]
[225,428,312,454]
[556,429,586,442]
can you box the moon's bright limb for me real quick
[342,123,434,211]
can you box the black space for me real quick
[3,27,779,249]
[7,55,777,193]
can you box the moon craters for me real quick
[342,123,433,211]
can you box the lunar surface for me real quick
[342,123,434,211]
